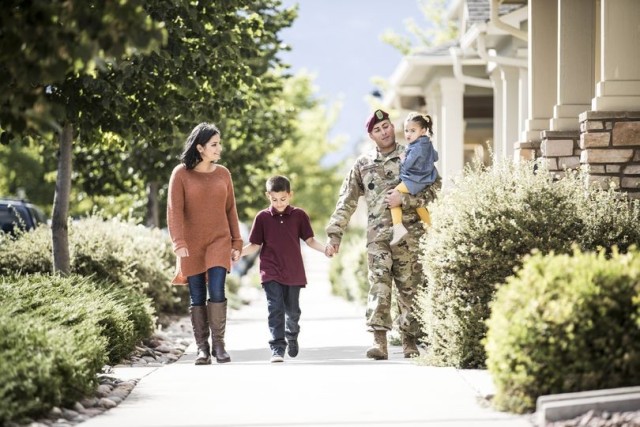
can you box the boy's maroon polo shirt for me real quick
[248,205,314,286]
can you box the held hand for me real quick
[231,249,240,262]
[175,247,189,258]
[385,189,402,208]
[324,244,336,258]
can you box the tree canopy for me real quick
[0,0,298,273]
[68,0,299,226]
[0,0,166,137]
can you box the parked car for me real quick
[0,198,48,235]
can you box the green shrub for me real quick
[70,216,187,315]
[0,215,188,316]
[0,311,106,424]
[97,282,155,344]
[328,227,368,304]
[0,313,106,425]
[485,248,640,413]
[0,274,138,364]
[0,224,52,273]
[574,180,640,252]
[418,160,640,368]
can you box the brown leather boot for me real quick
[189,305,211,365]
[402,334,420,358]
[366,330,388,360]
[208,300,231,363]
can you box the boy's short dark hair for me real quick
[266,175,291,193]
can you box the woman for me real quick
[167,122,242,365]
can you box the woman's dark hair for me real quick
[180,122,220,170]
[406,112,434,137]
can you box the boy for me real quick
[240,175,334,362]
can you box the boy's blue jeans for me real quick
[263,280,302,352]
[187,266,227,306]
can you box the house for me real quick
[384,0,640,198]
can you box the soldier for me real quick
[326,109,440,360]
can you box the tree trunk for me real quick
[145,180,160,228]
[51,122,73,275]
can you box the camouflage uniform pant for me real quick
[365,237,422,337]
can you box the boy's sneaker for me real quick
[287,340,299,358]
[270,349,285,363]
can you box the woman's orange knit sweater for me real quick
[167,164,243,284]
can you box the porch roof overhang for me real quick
[384,51,486,107]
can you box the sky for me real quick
[278,0,425,162]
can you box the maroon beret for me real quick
[365,109,390,133]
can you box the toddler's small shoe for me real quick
[390,223,408,246]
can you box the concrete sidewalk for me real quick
[81,248,533,427]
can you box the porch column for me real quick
[490,68,504,158]
[522,0,557,141]
[550,0,596,131]
[518,57,529,137]
[591,0,640,110]
[501,66,520,158]
[439,77,464,188]
[425,88,443,171]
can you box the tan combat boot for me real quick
[402,334,420,358]
[366,330,388,360]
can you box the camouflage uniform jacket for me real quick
[326,143,437,245]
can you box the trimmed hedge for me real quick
[485,248,640,413]
[0,215,188,316]
[418,161,640,368]
[0,311,106,424]
[0,273,145,424]
[0,274,145,364]
[0,223,52,274]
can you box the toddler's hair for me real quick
[405,112,434,137]
[266,175,291,193]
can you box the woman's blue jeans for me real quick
[187,266,227,306]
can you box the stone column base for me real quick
[579,111,640,198]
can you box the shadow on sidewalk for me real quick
[176,345,416,366]
[228,314,363,323]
